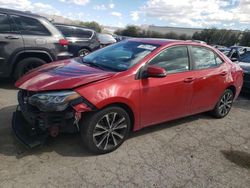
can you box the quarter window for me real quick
[74,28,93,38]
[149,46,190,73]
[56,25,93,38]
[56,25,72,37]
[192,47,223,69]
[12,15,50,36]
[0,13,11,33]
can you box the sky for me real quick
[1,0,250,30]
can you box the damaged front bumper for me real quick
[12,90,94,148]
[12,108,49,148]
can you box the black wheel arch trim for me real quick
[10,49,55,74]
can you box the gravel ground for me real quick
[0,79,249,188]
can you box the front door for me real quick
[0,13,23,77]
[140,46,194,127]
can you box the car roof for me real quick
[54,23,95,31]
[127,38,207,46]
[0,8,45,19]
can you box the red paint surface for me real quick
[16,39,243,131]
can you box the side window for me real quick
[215,54,224,65]
[56,25,72,37]
[74,28,93,38]
[149,46,189,73]
[0,13,11,33]
[192,47,217,69]
[11,15,50,36]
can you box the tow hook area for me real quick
[72,103,92,131]
[74,112,81,131]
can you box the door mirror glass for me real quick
[146,65,167,78]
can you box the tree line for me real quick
[115,25,250,47]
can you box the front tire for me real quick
[14,57,46,79]
[212,89,234,118]
[80,106,131,154]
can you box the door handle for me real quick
[5,35,19,40]
[220,71,227,76]
[184,77,195,83]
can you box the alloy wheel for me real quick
[79,49,90,57]
[218,91,233,116]
[93,112,128,151]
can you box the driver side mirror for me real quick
[145,65,167,78]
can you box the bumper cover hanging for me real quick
[12,110,49,148]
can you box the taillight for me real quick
[59,39,69,46]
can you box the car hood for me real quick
[15,58,115,91]
[238,62,250,73]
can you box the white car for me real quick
[97,33,117,47]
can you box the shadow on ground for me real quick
[221,150,250,170]
[0,105,213,159]
[0,91,249,159]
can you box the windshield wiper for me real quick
[81,58,125,72]
[81,59,106,70]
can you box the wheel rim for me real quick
[218,91,233,116]
[93,112,128,150]
[79,49,90,57]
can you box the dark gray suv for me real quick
[0,8,71,79]
[54,24,100,57]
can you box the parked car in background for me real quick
[55,24,100,57]
[218,47,231,56]
[97,33,116,47]
[13,39,243,154]
[231,50,250,92]
[0,8,71,79]
[112,34,122,42]
[227,46,250,61]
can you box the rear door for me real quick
[0,13,23,77]
[189,46,227,114]
[140,45,194,127]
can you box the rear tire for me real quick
[211,89,234,118]
[14,57,46,79]
[80,106,131,154]
[78,49,90,57]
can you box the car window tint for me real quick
[12,15,50,36]
[192,47,217,69]
[56,25,72,37]
[149,46,189,73]
[0,13,11,33]
[56,26,93,38]
[74,28,93,38]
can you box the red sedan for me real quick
[13,39,243,154]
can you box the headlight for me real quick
[28,91,81,111]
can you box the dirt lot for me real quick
[0,79,249,188]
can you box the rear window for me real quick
[11,15,50,36]
[56,25,93,38]
[0,13,11,33]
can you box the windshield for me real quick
[240,52,250,63]
[82,41,160,71]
